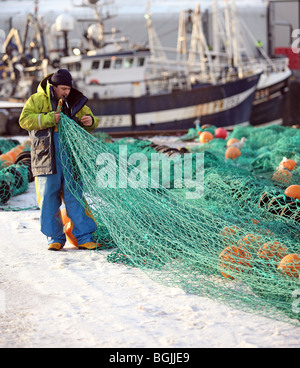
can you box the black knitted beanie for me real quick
[51,69,73,87]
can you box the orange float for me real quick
[278,254,300,278]
[225,146,241,160]
[282,159,297,171]
[199,131,214,144]
[284,185,300,200]
[0,143,26,168]
[221,225,241,237]
[249,219,261,225]
[226,138,239,147]
[221,225,241,244]
[218,245,252,279]
[272,169,292,185]
[0,153,14,167]
[238,233,264,252]
[257,241,289,263]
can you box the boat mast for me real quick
[177,10,187,64]
[188,2,216,84]
[212,0,220,66]
[145,0,167,75]
[225,0,260,78]
[176,9,193,87]
[224,0,233,67]
[228,0,244,78]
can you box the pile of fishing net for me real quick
[58,115,300,325]
[0,138,32,205]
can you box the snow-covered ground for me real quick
[0,179,300,348]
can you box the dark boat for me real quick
[250,67,291,125]
[90,72,261,133]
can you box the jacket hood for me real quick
[36,74,53,109]
[37,74,53,95]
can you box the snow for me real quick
[1,138,300,348]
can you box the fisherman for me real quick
[255,40,264,58]
[19,69,100,251]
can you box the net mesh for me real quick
[0,164,29,205]
[0,138,18,153]
[0,139,31,207]
[57,114,300,325]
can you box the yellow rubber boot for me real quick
[48,243,63,251]
[78,242,101,250]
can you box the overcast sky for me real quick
[0,0,267,15]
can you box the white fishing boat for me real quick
[57,0,262,133]
[0,0,263,134]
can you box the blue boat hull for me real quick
[250,75,290,126]
[92,73,261,133]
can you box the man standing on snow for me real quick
[19,69,100,251]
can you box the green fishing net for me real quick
[0,137,32,207]
[0,164,29,204]
[57,115,300,325]
[0,138,19,155]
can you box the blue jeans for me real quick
[35,132,97,246]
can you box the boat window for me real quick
[114,59,123,69]
[92,60,100,69]
[67,62,81,71]
[137,57,145,67]
[103,60,111,69]
[124,58,134,68]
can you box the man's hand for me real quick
[55,113,61,125]
[81,115,93,127]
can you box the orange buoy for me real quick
[226,138,239,147]
[238,233,264,252]
[199,131,214,144]
[221,225,241,237]
[282,159,297,171]
[272,169,292,185]
[0,153,14,167]
[225,146,241,160]
[278,254,300,278]
[219,245,252,279]
[284,185,300,200]
[0,143,25,167]
[257,241,289,263]
[221,225,241,244]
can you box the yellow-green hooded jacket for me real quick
[19,74,99,176]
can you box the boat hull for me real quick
[250,71,291,126]
[92,73,261,133]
